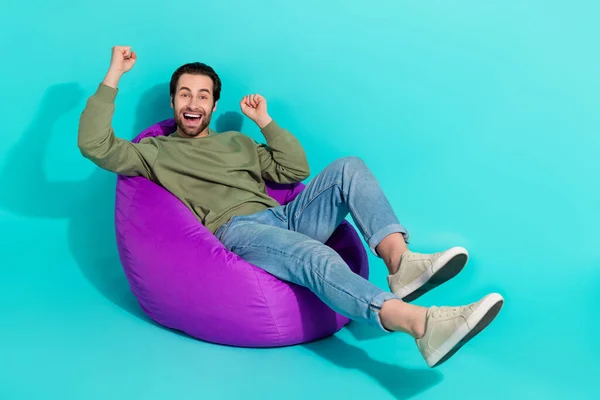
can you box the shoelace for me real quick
[432,306,464,319]
[398,251,444,274]
[402,251,442,263]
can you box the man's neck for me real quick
[175,128,210,138]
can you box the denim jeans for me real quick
[215,157,410,331]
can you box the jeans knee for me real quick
[330,156,368,174]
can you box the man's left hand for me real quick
[240,94,272,129]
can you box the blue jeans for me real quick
[215,157,410,331]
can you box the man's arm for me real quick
[256,121,310,183]
[241,94,310,183]
[78,46,158,179]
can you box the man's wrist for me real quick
[255,115,273,130]
[103,69,123,89]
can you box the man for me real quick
[78,46,504,368]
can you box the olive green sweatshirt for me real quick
[78,83,310,234]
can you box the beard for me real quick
[175,108,213,137]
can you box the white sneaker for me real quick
[388,247,469,302]
[417,293,504,368]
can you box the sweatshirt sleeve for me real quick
[256,120,310,184]
[78,83,158,180]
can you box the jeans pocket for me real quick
[216,217,235,241]
[268,206,288,223]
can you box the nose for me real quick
[188,95,203,110]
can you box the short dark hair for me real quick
[169,62,222,102]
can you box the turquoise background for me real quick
[1,0,599,398]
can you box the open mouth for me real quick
[183,112,203,123]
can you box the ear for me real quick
[170,96,174,109]
[212,100,218,112]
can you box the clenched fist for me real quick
[240,94,272,129]
[109,46,137,73]
[103,46,137,88]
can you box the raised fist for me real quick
[108,46,137,74]
[240,94,272,128]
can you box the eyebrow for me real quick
[178,86,211,94]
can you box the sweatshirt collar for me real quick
[171,128,215,138]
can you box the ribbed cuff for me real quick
[95,83,118,103]
[260,120,283,141]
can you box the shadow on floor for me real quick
[303,331,443,399]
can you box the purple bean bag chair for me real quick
[114,119,370,347]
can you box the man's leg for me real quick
[217,210,413,331]
[217,210,504,368]
[271,156,469,301]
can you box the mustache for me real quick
[181,108,206,115]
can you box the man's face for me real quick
[171,73,217,138]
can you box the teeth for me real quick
[184,113,201,118]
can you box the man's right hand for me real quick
[103,46,137,88]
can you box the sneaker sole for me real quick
[395,246,469,302]
[427,293,504,368]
